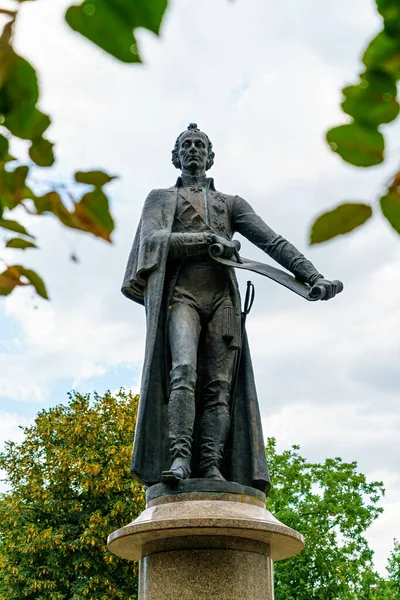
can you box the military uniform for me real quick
[122,175,322,490]
[163,174,322,480]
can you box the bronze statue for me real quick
[122,123,342,493]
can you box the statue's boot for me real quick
[199,400,230,481]
[162,365,196,484]
[161,457,191,483]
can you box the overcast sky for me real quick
[1,0,399,576]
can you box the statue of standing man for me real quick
[122,124,340,493]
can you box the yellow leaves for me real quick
[89,510,102,522]
[88,464,101,476]
[0,264,48,298]
[0,264,29,295]
[104,553,115,564]
[33,183,115,243]
[0,390,143,597]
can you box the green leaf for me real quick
[34,191,61,214]
[7,108,51,140]
[34,191,81,230]
[0,166,34,209]
[1,54,39,135]
[0,133,8,159]
[8,165,29,190]
[363,31,400,81]
[65,0,167,62]
[376,0,400,37]
[74,189,114,241]
[5,237,37,249]
[0,217,34,237]
[326,123,385,167]
[75,170,117,187]
[34,189,114,240]
[105,0,167,34]
[380,192,400,234]
[65,0,142,63]
[310,203,373,244]
[342,69,399,127]
[29,138,55,167]
[0,21,15,88]
[20,267,48,299]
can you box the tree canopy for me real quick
[0,389,393,599]
[266,439,386,600]
[0,390,144,599]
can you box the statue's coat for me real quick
[122,184,270,492]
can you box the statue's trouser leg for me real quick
[200,302,237,477]
[168,303,201,476]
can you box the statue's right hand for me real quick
[210,235,242,262]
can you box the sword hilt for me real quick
[308,279,344,300]
[243,280,255,315]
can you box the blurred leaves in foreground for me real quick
[311,0,400,245]
[0,0,168,298]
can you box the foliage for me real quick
[364,541,400,600]
[0,0,167,299]
[310,203,373,245]
[386,540,400,597]
[0,394,388,600]
[311,1,400,244]
[266,438,385,600]
[65,0,167,63]
[0,390,145,600]
[363,541,400,599]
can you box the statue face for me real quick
[178,132,208,174]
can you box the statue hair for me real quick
[171,123,215,171]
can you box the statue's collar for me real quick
[176,175,215,190]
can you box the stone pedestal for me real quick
[107,480,304,600]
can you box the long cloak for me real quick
[122,186,270,493]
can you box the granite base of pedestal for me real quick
[107,480,304,600]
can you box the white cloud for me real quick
[263,402,400,459]
[0,412,31,449]
[1,201,145,402]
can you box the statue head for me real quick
[171,123,215,175]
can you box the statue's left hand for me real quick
[310,278,343,301]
